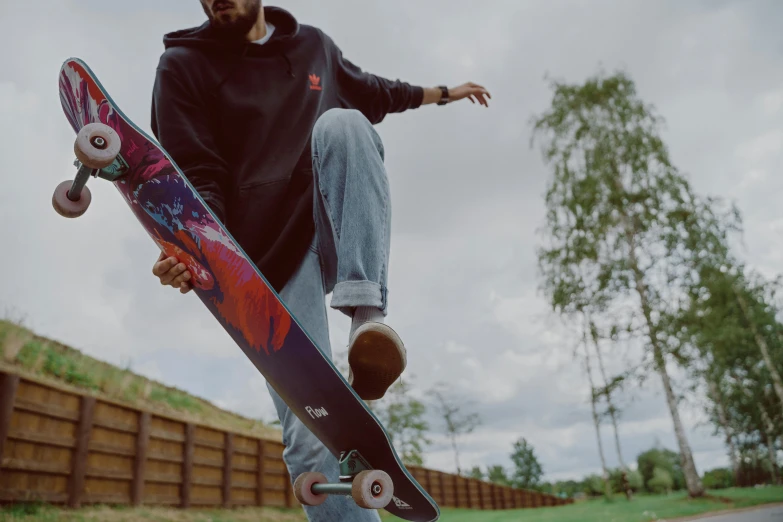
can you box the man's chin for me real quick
[210,18,247,36]
[213,10,236,21]
[205,1,259,38]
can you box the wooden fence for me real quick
[407,466,567,509]
[0,370,569,510]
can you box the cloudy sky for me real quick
[2,0,782,482]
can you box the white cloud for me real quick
[444,340,472,354]
[760,89,783,114]
[736,130,783,164]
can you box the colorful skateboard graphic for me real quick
[54,57,439,521]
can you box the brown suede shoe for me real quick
[347,322,407,401]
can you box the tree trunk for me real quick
[583,326,613,499]
[706,378,740,484]
[450,435,461,476]
[734,288,783,419]
[735,375,780,485]
[761,388,781,485]
[613,182,704,497]
[652,346,704,496]
[765,434,780,485]
[588,320,632,500]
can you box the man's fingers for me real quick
[456,86,490,106]
[466,87,489,106]
[152,254,193,294]
[159,263,188,286]
[152,256,179,277]
[167,264,189,285]
[172,271,192,287]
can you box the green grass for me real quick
[0,504,306,522]
[0,488,780,521]
[379,486,783,522]
[148,387,204,413]
[711,485,783,507]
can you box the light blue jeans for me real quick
[266,108,390,522]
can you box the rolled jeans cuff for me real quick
[330,280,387,316]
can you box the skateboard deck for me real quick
[56,57,439,521]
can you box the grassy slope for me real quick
[0,319,280,440]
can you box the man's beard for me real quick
[202,0,261,38]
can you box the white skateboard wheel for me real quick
[52,180,91,218]
[352,470,393,509]
[74,122,121,169]
[293,472,328,506]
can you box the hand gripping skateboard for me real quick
[54,57,440,521]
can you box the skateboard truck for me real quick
[293,450,394,509]
[52,122,122,218]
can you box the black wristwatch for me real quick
[437,85,449,105]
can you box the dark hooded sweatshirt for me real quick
[150,6,423,292]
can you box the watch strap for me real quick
[437,85,449,105]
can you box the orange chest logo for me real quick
[309,73,322,91]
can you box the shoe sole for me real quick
[348,323,406,401]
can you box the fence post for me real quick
[132,411,150,506]
[181,423,194,508]
[68,396,95,508]
[257,439,266,507]
[223,433,233,508]
[465,478,472,508]
[477,480,485,509]
[424,469,433,499]
[452,474,460,508]
[438,472,447,507]
[0,373,20,473]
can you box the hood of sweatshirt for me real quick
[162,5,299,56]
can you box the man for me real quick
[150,1,490,519]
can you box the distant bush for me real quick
[702,467,735,490]
[609,467,644,493]
[584,474,607,497]
[638,447,685,492]
[648,467,674,494]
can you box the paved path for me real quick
[686,504,783,522]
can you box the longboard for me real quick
[55,57,439,521]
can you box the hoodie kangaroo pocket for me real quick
[230,179,291,259]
